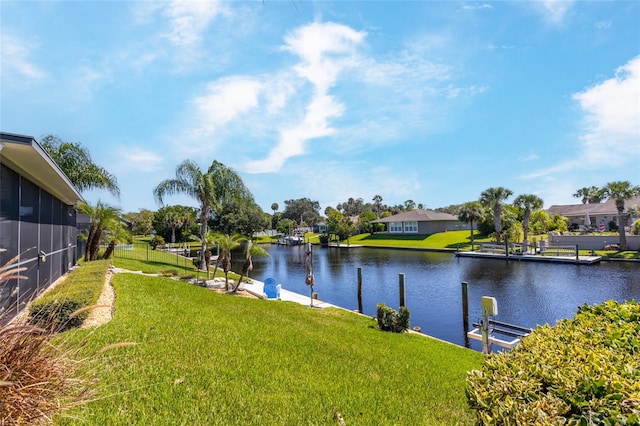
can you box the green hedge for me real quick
[466,300,640,425]
[28,260,110,332]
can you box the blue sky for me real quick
[2,1,639,214]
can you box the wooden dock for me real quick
[456,251,601,265]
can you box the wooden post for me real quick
[462,281,470,348]
[357,267,363,313]
[399,273,405,308]
[576,244,579,263]
[504,237,509,259]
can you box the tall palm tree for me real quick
[41,135,120,197]
[372,194,383,217]
[513,194,544,244]
[479,187,513,243]
[573,186,604,204]
[458,201,484,247]
[601,181,640,250]
[77,201,121,261]
[213,233,247,291]
[154,160,250,270]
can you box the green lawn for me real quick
[348,230,492,250]
[58,273,483,425]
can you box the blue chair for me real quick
[263,278,281,299]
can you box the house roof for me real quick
[372,209,459,223]
[547,196,640,217]
[0,132,84,206]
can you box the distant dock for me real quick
[456,251,601,265]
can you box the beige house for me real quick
[372,209,468,235]
[547,196,640,231]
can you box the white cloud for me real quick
[518,153,540,162]
[0,33,46,82]
[573,55,640,162]
[163,0,227,46]
[192,76,263,134]
[460,4,493,11]
[523,55,640,179]
[535,0,574,24]
[120,147,164,173]
[246,22,366,173]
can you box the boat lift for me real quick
[467,296,532,353]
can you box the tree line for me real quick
[41,134,639,258]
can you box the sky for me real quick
[1,1,639,215]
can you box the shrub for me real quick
[466,300,640,425]
[609,220,618,232]
[376,303,410,333]
[0,251,95,423]
[28,260,110,332]
[632,219,640,236]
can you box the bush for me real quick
[318,234,330,244]
[376,303,410,333]
[632,219,640,236]
[609,220,618,232]
[28,260,110,332]
[466,300,640,425]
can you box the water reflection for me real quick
[247,245,639,349]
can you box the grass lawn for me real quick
[58,273,483,425]
[349,231,493,250]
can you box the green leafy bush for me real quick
[466,300,640,425]
[376,303,410,333]
[28,260,110,332]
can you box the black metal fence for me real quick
[112,242,196,269]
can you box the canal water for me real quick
[247,245,639,351]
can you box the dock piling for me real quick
[357,267,363,313]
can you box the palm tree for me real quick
[573,186,604,204]
[41,135,120,197]
[102,220,131,260]
[601,181,640,250]
[458,201,484,247]
[231,241,269,293]
[154,160,250,270]
[271,203,279,214]
[513,194,544,245]
[77,201,121,261]
[213,233,247,291]
[479,187,513,243]
[372,194,383,217]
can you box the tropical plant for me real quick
[152,205,198,244]
[270,202,279,214]
[601,181,640,250]
[572,185,604,204]
[458,201,484,246]
[231,241,269,293]
[101,220,132,260]
[77,201,121,261]
[372,194,383,217]
[154,160,250,270]
[479,187,513,243]
[513,194,544,243]
[404,199,416,211]
[41,135,120,197]
[213,233,247,291]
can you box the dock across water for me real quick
[456,250,601,264]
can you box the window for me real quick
[403,221,418,233]
[389,222,403,233]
